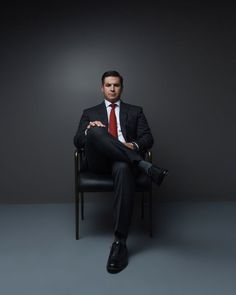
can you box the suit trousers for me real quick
[85,126,143,238]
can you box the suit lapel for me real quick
[120,101,128,141]
[97,101,108,129]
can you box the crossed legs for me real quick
[85,126,140,238]
[84,126,168,273]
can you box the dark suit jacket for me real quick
[74,100,154,155]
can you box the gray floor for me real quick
[0,200,236,295]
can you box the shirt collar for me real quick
[104,99,121,108]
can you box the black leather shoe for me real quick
[148,165,168,186]
[106,240,128,274]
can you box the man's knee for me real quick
[87,126,107,141]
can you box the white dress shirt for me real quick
[104,99,126,143]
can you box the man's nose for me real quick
[111,85,115,91]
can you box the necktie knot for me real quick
[110,103,117,110]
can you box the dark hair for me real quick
[101,70,123,88]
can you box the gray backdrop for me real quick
[0,1,235,203]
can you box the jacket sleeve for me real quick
[73,110,90,149]
[135,107,154,153]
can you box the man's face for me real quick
[101,76,122,103]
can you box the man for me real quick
[74,70,168,274]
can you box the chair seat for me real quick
[78,171,151,192]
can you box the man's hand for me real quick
[123,142,134,150]
[87,121,106,129]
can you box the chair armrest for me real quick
[74,150,79,193]
[74,148,85,173]
[74,148,85,195]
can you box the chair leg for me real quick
[141,192,145,219]
[75,191,79,240]
[149,189,153,238]
[81,192,84,220]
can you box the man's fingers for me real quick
[95,121,106,127]
[89,121,106,127]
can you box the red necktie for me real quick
[108,103,118,138]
